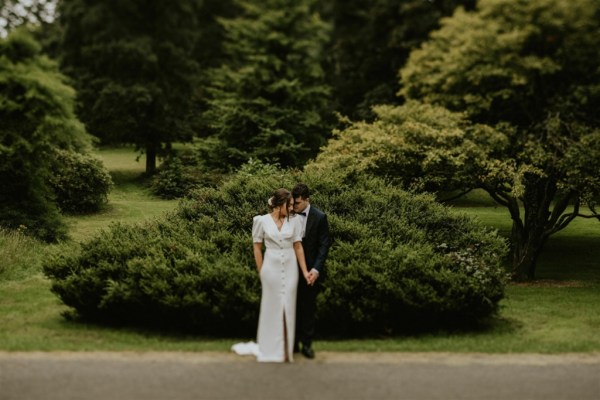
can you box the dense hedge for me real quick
[44,162,507,336]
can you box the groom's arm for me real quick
[312,213,331,274]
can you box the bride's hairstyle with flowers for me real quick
[268,188,292,216]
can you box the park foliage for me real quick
[201,0,332,169]
[0,28,110,241]
[313,0,600,280]
[44,162,507,335]
[321,0,476,120]
[48,149,113,213]
[58,0,204,173]
[2,0,598,333]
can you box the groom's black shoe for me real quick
[301,345,315,359]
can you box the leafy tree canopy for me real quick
[315,0,600,280]
[321,0,475,120]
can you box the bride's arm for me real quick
[253,243,263,272]
[293,242,310,282]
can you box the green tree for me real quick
[331,0,600,280]
[308,101,494,195]
[202,0,332,169]
[0,28,93,241]
[320,0,475,120]
[59,0,203,174]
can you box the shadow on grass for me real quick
[110,169,151,187]
[316,315,523,342]
[57,307,524,344]
[58,309,234,343]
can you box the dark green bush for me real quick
[151,149,224,199]
[48,149,113,213]
[44,220,260,333]
[44,162,507,336]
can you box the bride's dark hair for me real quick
[268,188,292,217]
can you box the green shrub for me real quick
[151,149,224,199]
[44,163,507,336]
[48,149,113,213]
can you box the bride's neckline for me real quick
[269,214,286,232]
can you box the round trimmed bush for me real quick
[44,162,507,336]
[48,149,113,213]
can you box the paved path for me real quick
[1,352,599,400]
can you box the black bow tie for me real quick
[297,212,307,216]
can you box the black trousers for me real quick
[295,278,319,348]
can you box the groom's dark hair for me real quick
[292,183,310,199]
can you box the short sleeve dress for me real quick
[252,214,303,362]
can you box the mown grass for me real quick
[0,152,599,352]
[63,146,178,242]
[0,276,233,351]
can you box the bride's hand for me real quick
[303,271,311,284]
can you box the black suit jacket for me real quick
[301,206,331,280]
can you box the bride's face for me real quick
[276,200,292,216]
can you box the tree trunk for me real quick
[510,224,547,281]
[509,173,557,281]
[486,173,579,282]
[145,143,157,175]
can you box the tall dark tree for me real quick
[190,0,239,137]
[321,0,475,120]
[59,0,203,173]
[202,0,332,169]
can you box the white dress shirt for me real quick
[300,204,310,238]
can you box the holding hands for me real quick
[304,269,319,286]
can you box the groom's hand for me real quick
[308,270,319,286]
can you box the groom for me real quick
[292,183,331,359]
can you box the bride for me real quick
[232,188,310,362]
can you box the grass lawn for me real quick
[0,153,599,352]
[63,147,178,242]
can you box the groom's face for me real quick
[293,196,308,213]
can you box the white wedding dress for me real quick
[232,214,303,362]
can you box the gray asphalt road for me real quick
[1,352,599,400]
